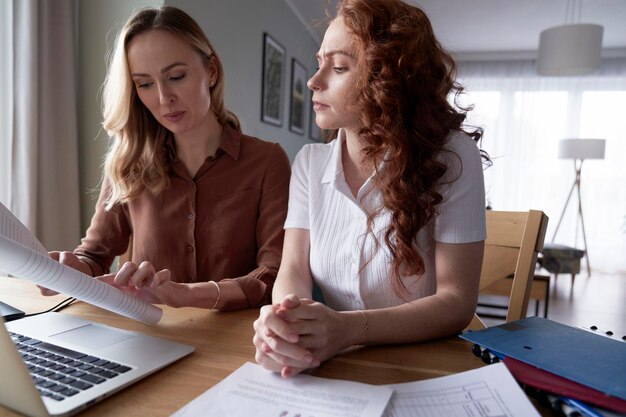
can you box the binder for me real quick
[460,317,626,401]
[503,356,626,413]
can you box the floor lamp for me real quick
[551,138,606,275]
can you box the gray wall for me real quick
[77,0,163,232]
[76,0,319,232]
[166,0,319,159]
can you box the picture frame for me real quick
[261,33,285,126]
[289,58,307,134]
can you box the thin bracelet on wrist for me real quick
[210,281,220,310]
[358,310,369,332]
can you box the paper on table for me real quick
[383,362,541,417]
[172,362,393,417]
[0,234,162,325]
[0,202,47,255]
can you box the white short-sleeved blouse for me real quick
[285,130,486,311]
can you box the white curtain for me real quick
[457,58,626,274]
[0,1,12,204]
[7,0,81,250]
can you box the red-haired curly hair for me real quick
[333,0,487,296]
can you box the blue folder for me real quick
[460,316,626,401]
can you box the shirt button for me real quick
[187,213,193,220]
[187,245,194,253]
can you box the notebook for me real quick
[0,312,195,417]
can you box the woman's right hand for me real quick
[253,294,319,378]
[100,261,175,305]
[39,251,92,296]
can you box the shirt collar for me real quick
[165,124,241,162]
[321,129,380,204]
[321,129,345,185]
[218,124,241,160]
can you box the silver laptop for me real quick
[0,313,194,417]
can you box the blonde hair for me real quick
[101,6,240,209]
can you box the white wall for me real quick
[76,0,319,232]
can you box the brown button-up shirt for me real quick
[74,126,291,310]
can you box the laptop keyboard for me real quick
[9,331,132,401]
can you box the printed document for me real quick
[0,202,162,325]
[383,362,541,417]
[172,362,393,417]
[173,362,540,417]
[0,201,47,254]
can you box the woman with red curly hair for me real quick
[254,0,488,377]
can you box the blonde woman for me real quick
[45,6,290,311]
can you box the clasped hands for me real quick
[253,294,349,378]
[41,251,176,306]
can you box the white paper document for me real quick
[0,203,162,325]
[0,202,47,254]
[172,362,394,417]
[173,361,540,417]
[383,362,541,417]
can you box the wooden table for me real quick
[0,277,550,416]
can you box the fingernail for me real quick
[304,354,313,362]
[312,359,320,367]
[288,334,298,343]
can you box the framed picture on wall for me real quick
[261,33,285,126]
[289,58,307,134]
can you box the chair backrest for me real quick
[467,210,549,331]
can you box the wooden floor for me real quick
[479,270,626,340]
[545,270,626,339]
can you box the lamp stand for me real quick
[551,159,590,275]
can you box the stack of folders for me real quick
[461,317,626,417]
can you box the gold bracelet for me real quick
[358,310,368,332]
[210,281,220,310]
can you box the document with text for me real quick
[0,203,162,325]
[173,362,540,417]
[172,362,393,417]
[0,202,47,254]
[383,362,541,417]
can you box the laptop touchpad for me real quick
[50,324,134,350]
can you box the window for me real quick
[458,60,626,273]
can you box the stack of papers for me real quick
[0,202,162,324]
[172,362,540,417]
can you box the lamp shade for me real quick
[558,139,606,160]
[537,23,603,76]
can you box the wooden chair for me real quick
[466,210,549,331]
